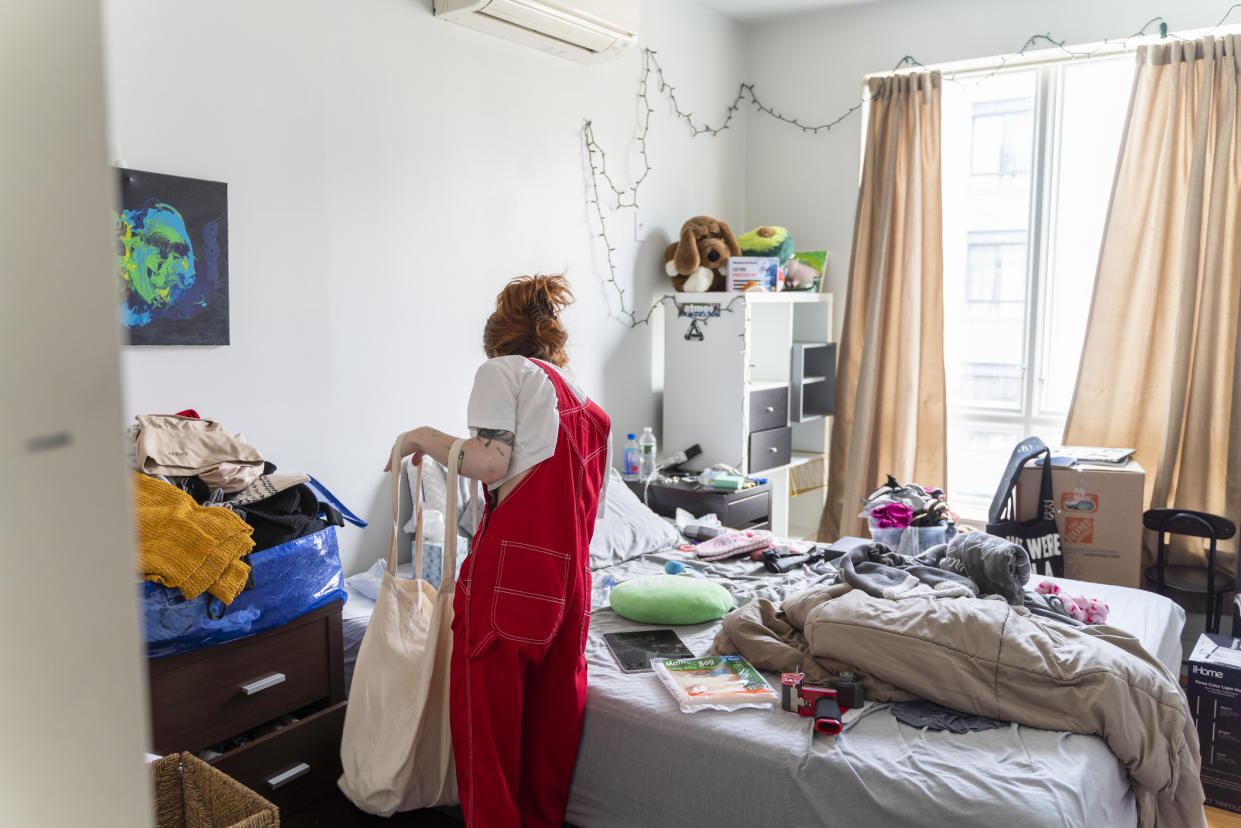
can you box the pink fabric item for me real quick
[689,530,774,562]
[1036,581,1109,624]
[869,502,914,529]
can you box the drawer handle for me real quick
[765,406,775,413]
[240,673,286,695]
[266,762,310,790]
[769,446,779,453]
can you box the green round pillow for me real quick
[608,574,733,625]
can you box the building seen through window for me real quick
[941,58,1134,517]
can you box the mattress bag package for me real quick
[653,654,778,713]
[142,478,365,658]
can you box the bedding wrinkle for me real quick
[719,586,1204,826]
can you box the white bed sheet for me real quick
[568,550,1185,828]
[338,550,1186,826]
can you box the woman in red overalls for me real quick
[388,274,610,826]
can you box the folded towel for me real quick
[134,472,255,604]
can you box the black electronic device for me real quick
[830,671,865,709]
[602,629,694,673]
[682,524,727,542]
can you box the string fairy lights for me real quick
[585,4,1241,328]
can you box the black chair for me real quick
[1143,508,1236,634]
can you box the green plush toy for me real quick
[737,225,795,263]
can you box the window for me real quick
[941,58,1135,519]
[965,231,1026,306]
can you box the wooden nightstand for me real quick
[626,478,771,530]
[147,600,346,819]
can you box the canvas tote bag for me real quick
[987,436,1064,578]
[338,435,476,815]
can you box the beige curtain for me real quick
[819,73,946,541]
[1065,36,1241,573]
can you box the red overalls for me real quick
[450,358,610,827]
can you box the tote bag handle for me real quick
[387,434,471,602]
[988,436,1054,526]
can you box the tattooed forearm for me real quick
[476,428,515,455]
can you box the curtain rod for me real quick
[864,24,1241,81]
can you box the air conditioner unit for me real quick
[433,0,638,64]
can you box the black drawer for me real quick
[211,701,346,816]
[748,426,791,473]
[624,480,771,530]
[749,386,789,433]
[722,488,771,528]
[148,602,343,755]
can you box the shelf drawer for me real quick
[748,386,789,433]
[149,605,339,754]
[748,426,791,473]
[211,701,346,816]
[723,489,771,528]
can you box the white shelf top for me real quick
[749,379,789,392]
[754,451,824,476]
[803,376,828,384]
[674,291,831,304]
[786,522,823,541]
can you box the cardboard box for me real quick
[726,257,782,292]
[1016,457,1145,587]
[1188,633,1241,814]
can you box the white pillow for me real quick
[589,468,682,569]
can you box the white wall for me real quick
[744,0,1231,335]
[104,0,748,574]
[0,3,153,825]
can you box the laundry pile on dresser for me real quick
[128,410,360,658]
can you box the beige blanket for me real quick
[714,585,1205,827]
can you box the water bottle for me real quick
[622,433,640,481]
[638,427,658,481]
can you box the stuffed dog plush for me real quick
[664,216,741,292]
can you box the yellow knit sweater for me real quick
[134,472,255,604]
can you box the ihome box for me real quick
[1188,633,1241,814]
[1016,457,1145,588]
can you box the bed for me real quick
[341,473,1187,827]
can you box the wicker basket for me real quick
[152,752,279,828]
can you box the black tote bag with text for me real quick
[987,437,1063,578]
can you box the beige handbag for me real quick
[338,435,474,816]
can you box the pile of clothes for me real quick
[130,411,340,606]
[860,475,954,530]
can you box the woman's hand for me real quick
[383,426,431,472]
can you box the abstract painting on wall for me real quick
[116,169,229,345]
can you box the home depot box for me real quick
[1017,457,1145,587]
[1188,633,1241,813]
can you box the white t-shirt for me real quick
[467,355,611,494]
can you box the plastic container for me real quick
[868,521,955,558]
[638,427,658,481]
[622,433,640,481]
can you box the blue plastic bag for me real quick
[142,478,366,659]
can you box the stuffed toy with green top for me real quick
[737,225,795,264]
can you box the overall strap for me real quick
[442,438,467,580]
[527,358,581,412]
